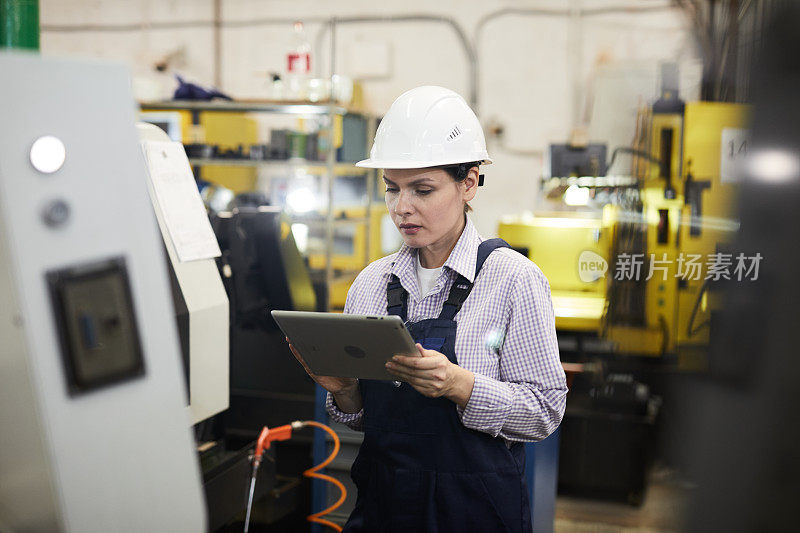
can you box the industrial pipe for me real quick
[0,0,39,50]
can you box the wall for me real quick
[40,0,698,237]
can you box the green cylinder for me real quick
[1,0,40,50]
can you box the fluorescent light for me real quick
[563,185,590,206]
[207,187,234,212]
[286,187,316,213]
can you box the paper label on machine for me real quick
[143,141,221,262]
[720,128,749,183]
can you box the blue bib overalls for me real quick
[343,239,533,533]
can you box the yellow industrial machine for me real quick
[305,206,387,271]
[499,101,748,366]
[140,109,259,192]
[304,204,398,310]
[498,211,611,332]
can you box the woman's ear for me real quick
[462,166,479,202]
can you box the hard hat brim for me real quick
[355,157,493,169]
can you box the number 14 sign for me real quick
[720,128,749,183]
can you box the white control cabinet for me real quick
[0,53,206,532]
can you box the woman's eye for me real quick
[385,187,398,193]
[417,189,433,195]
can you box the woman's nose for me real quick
[393,191,413,215]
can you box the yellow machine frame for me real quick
[499,101,749,363]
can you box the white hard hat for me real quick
[356,86,492,169]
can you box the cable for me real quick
[244,420,346,533]
[605,146,666,176]
[301,421,346,532]
[687,278,711,338]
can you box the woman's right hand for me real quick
[286,338,359,394]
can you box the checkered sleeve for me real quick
[325,391,364,431]
[460,264,567,441]
[324,272,365,431]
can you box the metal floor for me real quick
[324,420,690,532]
[555,467,690,533]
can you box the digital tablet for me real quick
[271,310,419,380]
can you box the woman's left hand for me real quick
[385,344,475,408]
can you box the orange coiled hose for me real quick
[301,420,347,532]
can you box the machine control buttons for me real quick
[47,257,145,395]
[30,135,66,174]
[42,199,70,228]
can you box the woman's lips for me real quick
[399,224,421,235]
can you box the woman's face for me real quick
[383,167,477,249]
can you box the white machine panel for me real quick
[0,52,206,531]
[138,125,230,425]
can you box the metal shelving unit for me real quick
[140,99,376,312]
[141,100,350,116]
[185,158,368,175]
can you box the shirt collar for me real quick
[390,215,482,284]
[442,215,481,283]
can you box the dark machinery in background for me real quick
[558,372,660,505]
[549,143,608,179]
[206,203,321,531]
[680,3,800,531]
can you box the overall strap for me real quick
[386,274,408,320]
[438,238,510,321]
[475,238,510,277]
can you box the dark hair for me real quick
[442,161,480,182]
[442,161,480,212]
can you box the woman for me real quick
[290,86,567,532]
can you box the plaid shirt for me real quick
[326,216,567,442]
